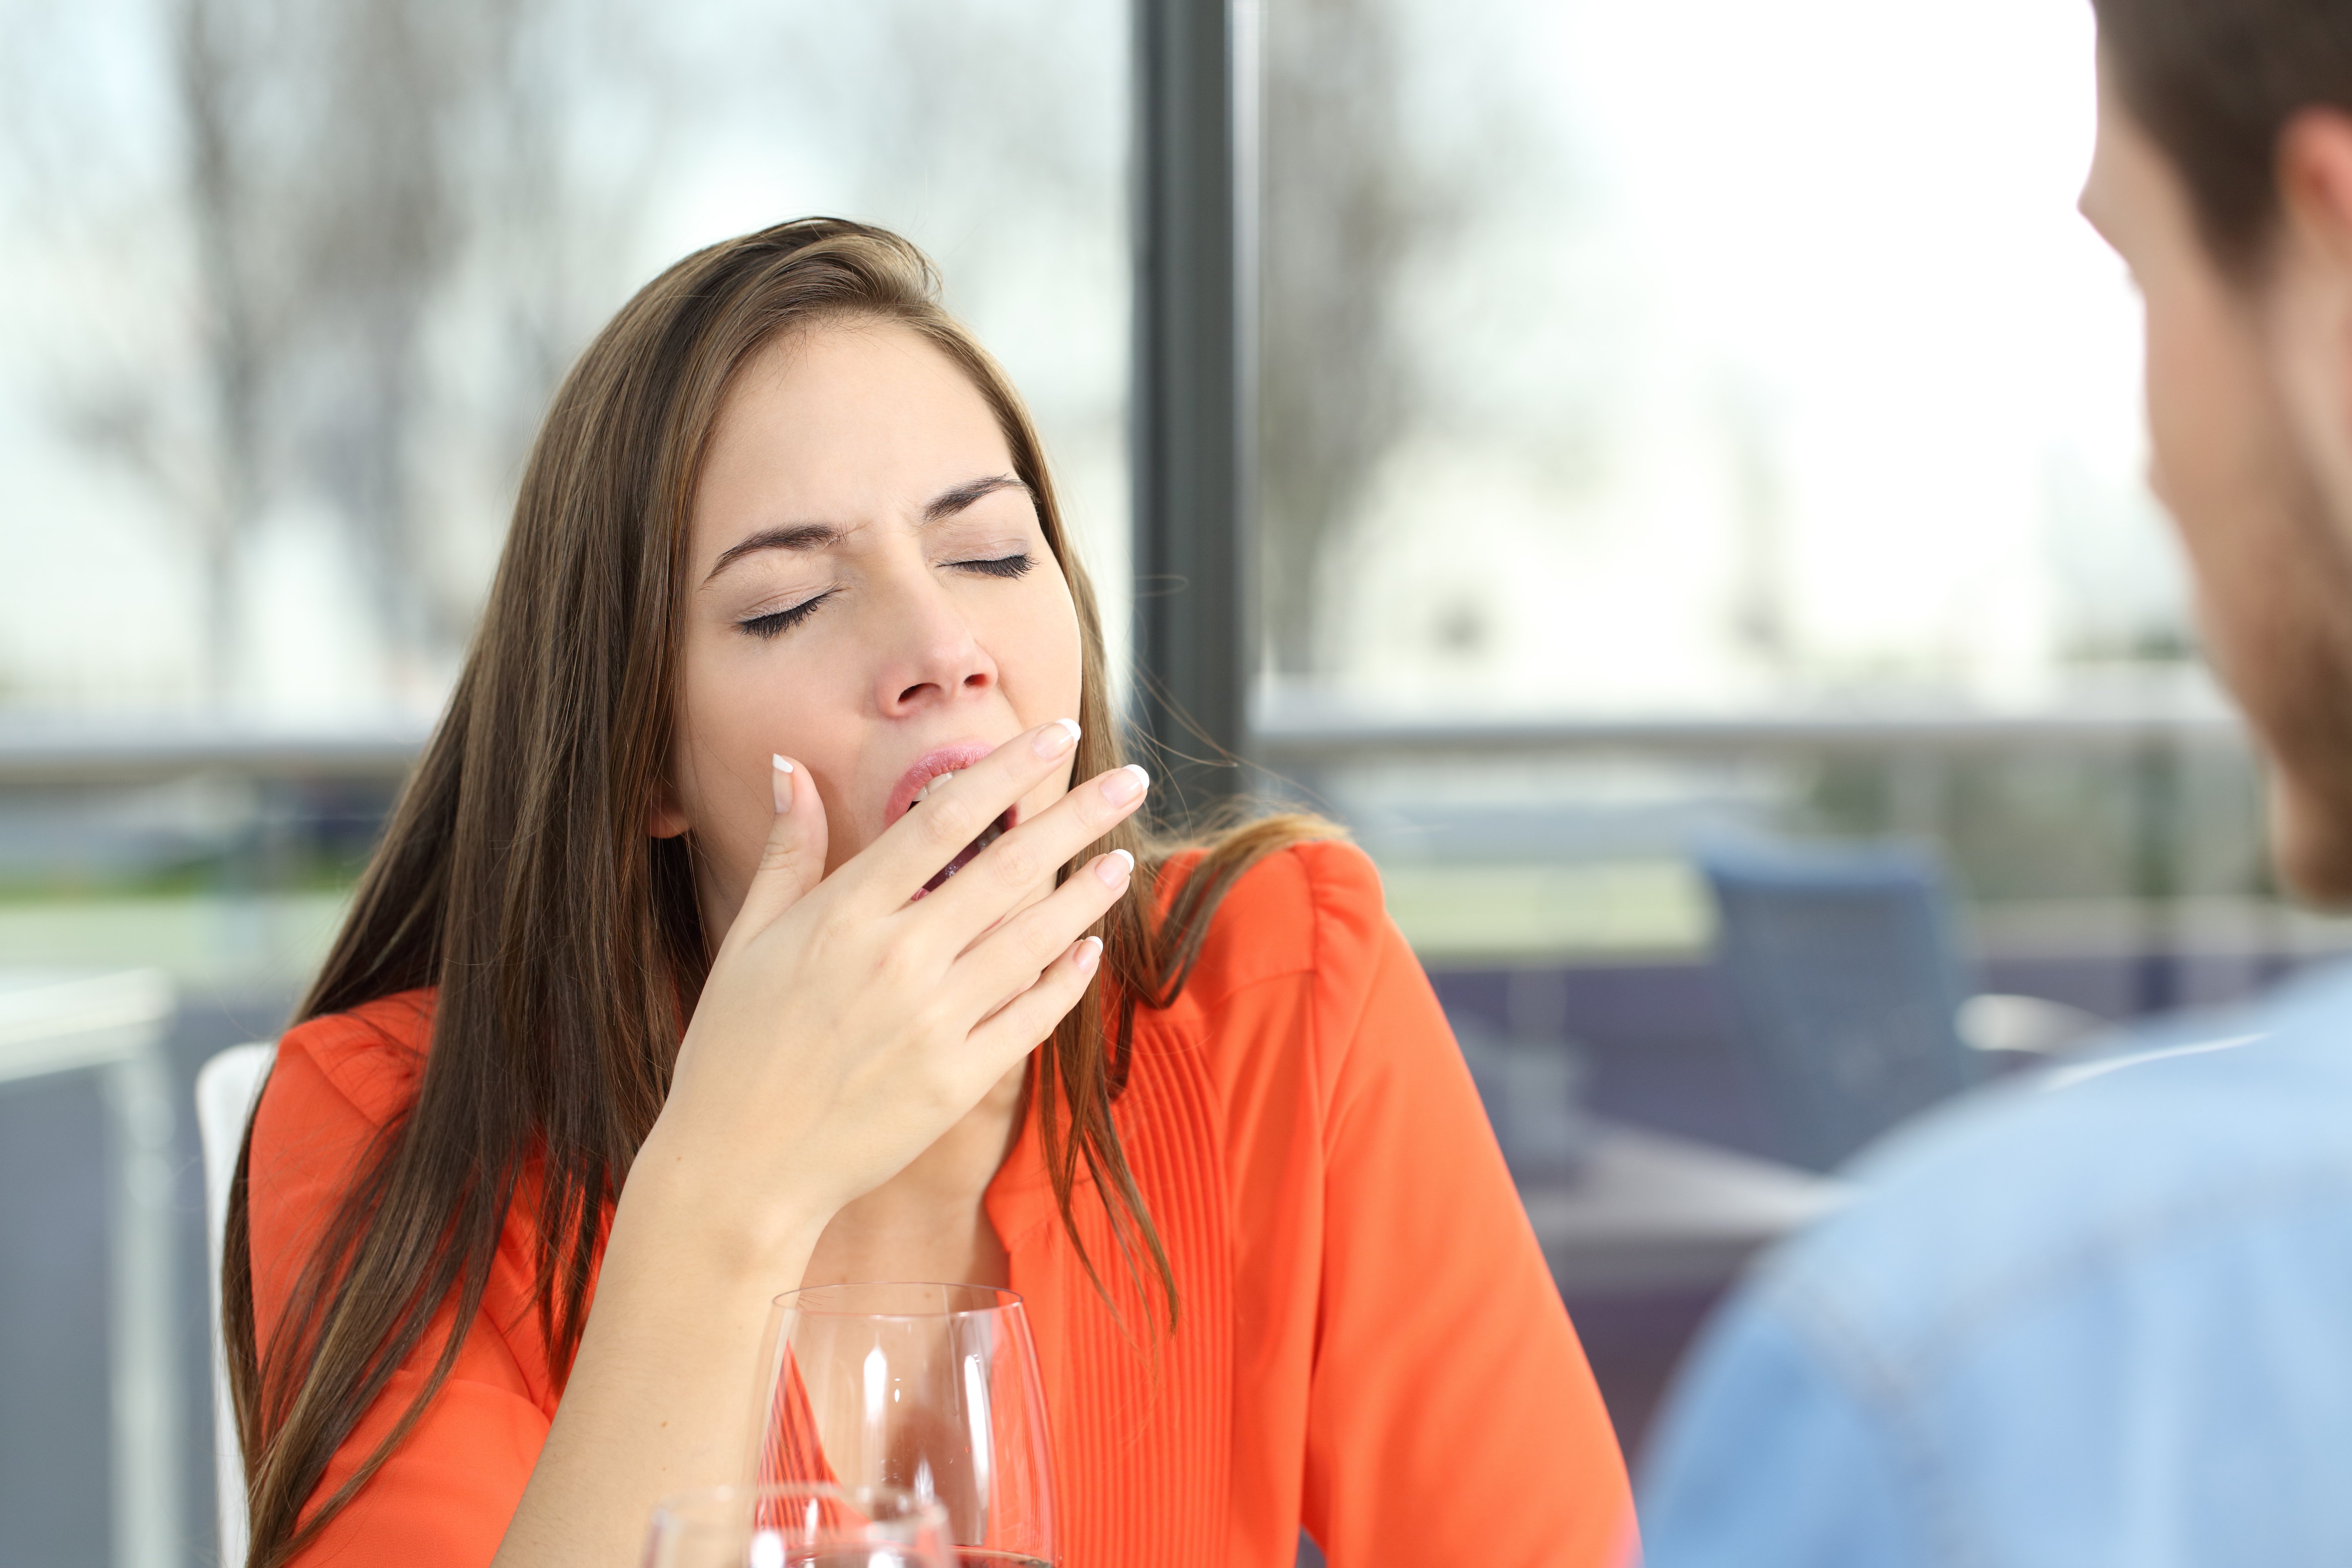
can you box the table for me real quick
[0,969,180,1568]
[1521,1121,1850,1296]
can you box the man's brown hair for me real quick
[2095,0,2352,267]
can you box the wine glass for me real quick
[643,1482,952,1568]
[757,1283,1057,1568]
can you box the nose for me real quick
[871,571,998,717]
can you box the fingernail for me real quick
[1074,935,1104,976]
[1100,764,1149,806]
[771,754,794,814]
[1033,717,1082,758]
[1094,847,1135,888]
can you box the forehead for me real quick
[695,319,1014,533]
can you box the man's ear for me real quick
[2277,111,2352,477]
[646,778,690,840]
[2278,109,2352,270]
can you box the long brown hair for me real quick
[220,218,1329,1567]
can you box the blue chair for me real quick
[1696,838,1987,1173]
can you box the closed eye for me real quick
[737,590,836,640]
[951,552,1035,580]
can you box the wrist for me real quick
[615,1126,831,1292]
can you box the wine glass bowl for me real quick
[643,1482,951,1568]
[760,1283,1056,1568]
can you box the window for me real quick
[1260,0,2174,715]
[0,0,1131,717]
[1255,0,2295,989]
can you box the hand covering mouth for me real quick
[904,766,1013,898]
[885,744,1021,899]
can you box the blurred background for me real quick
[3,0,2343,1564]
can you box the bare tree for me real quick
[18,0,653,708]
[183,0,548,697]
[13,0,1109,710]
[48,0,533,704]
[281,0,488,674]
[1259,0,1439,678]
[175,0,270,705]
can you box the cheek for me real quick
[2141,290,2352,820]
[994,581,1086,815]
[674,634,845,856]
[2142,291,2229,526]
[993,577,1085,715]
[2141,286,2284,582]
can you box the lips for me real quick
[888,741,1018,898]
[915,805,1010,896]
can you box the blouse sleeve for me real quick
[248,1016,552,1568]
[1293,844,1635,1567]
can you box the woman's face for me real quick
[663,319,1085,933]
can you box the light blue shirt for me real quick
[1637,962,2352,1568]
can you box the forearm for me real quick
[490,1154,824,1568]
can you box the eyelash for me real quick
[956,551,1035,580]
[737,592,835,641]
[732,553,1036,640]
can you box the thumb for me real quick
[732,753,830,937]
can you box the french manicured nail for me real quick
[1034,718,1081,758]
[1101,764,1149,806]
[1094,848,1136,888]
[771,754,794,814]
[1074,935,1104,976]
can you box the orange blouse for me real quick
[249,840,1633,1566]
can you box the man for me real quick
[1637,2,2352,1562]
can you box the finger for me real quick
[962,933,1105,1083]
[724,752,831,945]
[917,762,1150,938]
[949,848,1134,1014]
[848,718,1083,912]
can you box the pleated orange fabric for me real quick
[248,840,1634,1567]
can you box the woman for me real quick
[225,219,1630,1568]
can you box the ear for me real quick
[2278,110,2352,270]
[646,777,690,840]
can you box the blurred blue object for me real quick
[1695,838,1984,1173]
[1636,961,2352,1568]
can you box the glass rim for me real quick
[647,1480,947,1532]
[771,1280,1027,1318]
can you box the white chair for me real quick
[197,1043,276,1568]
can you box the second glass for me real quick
[757,1283,1056,1568]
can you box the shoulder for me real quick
[1152,835,1387,1009]
[1650,967,2352,1560]
[245,989,440,1343]
[256,987,439,1141]
[1747,964,2352,1387]
[1139,836,1445,1121]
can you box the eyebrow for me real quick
[924,473,1027,521]
[703,474,1031,583]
